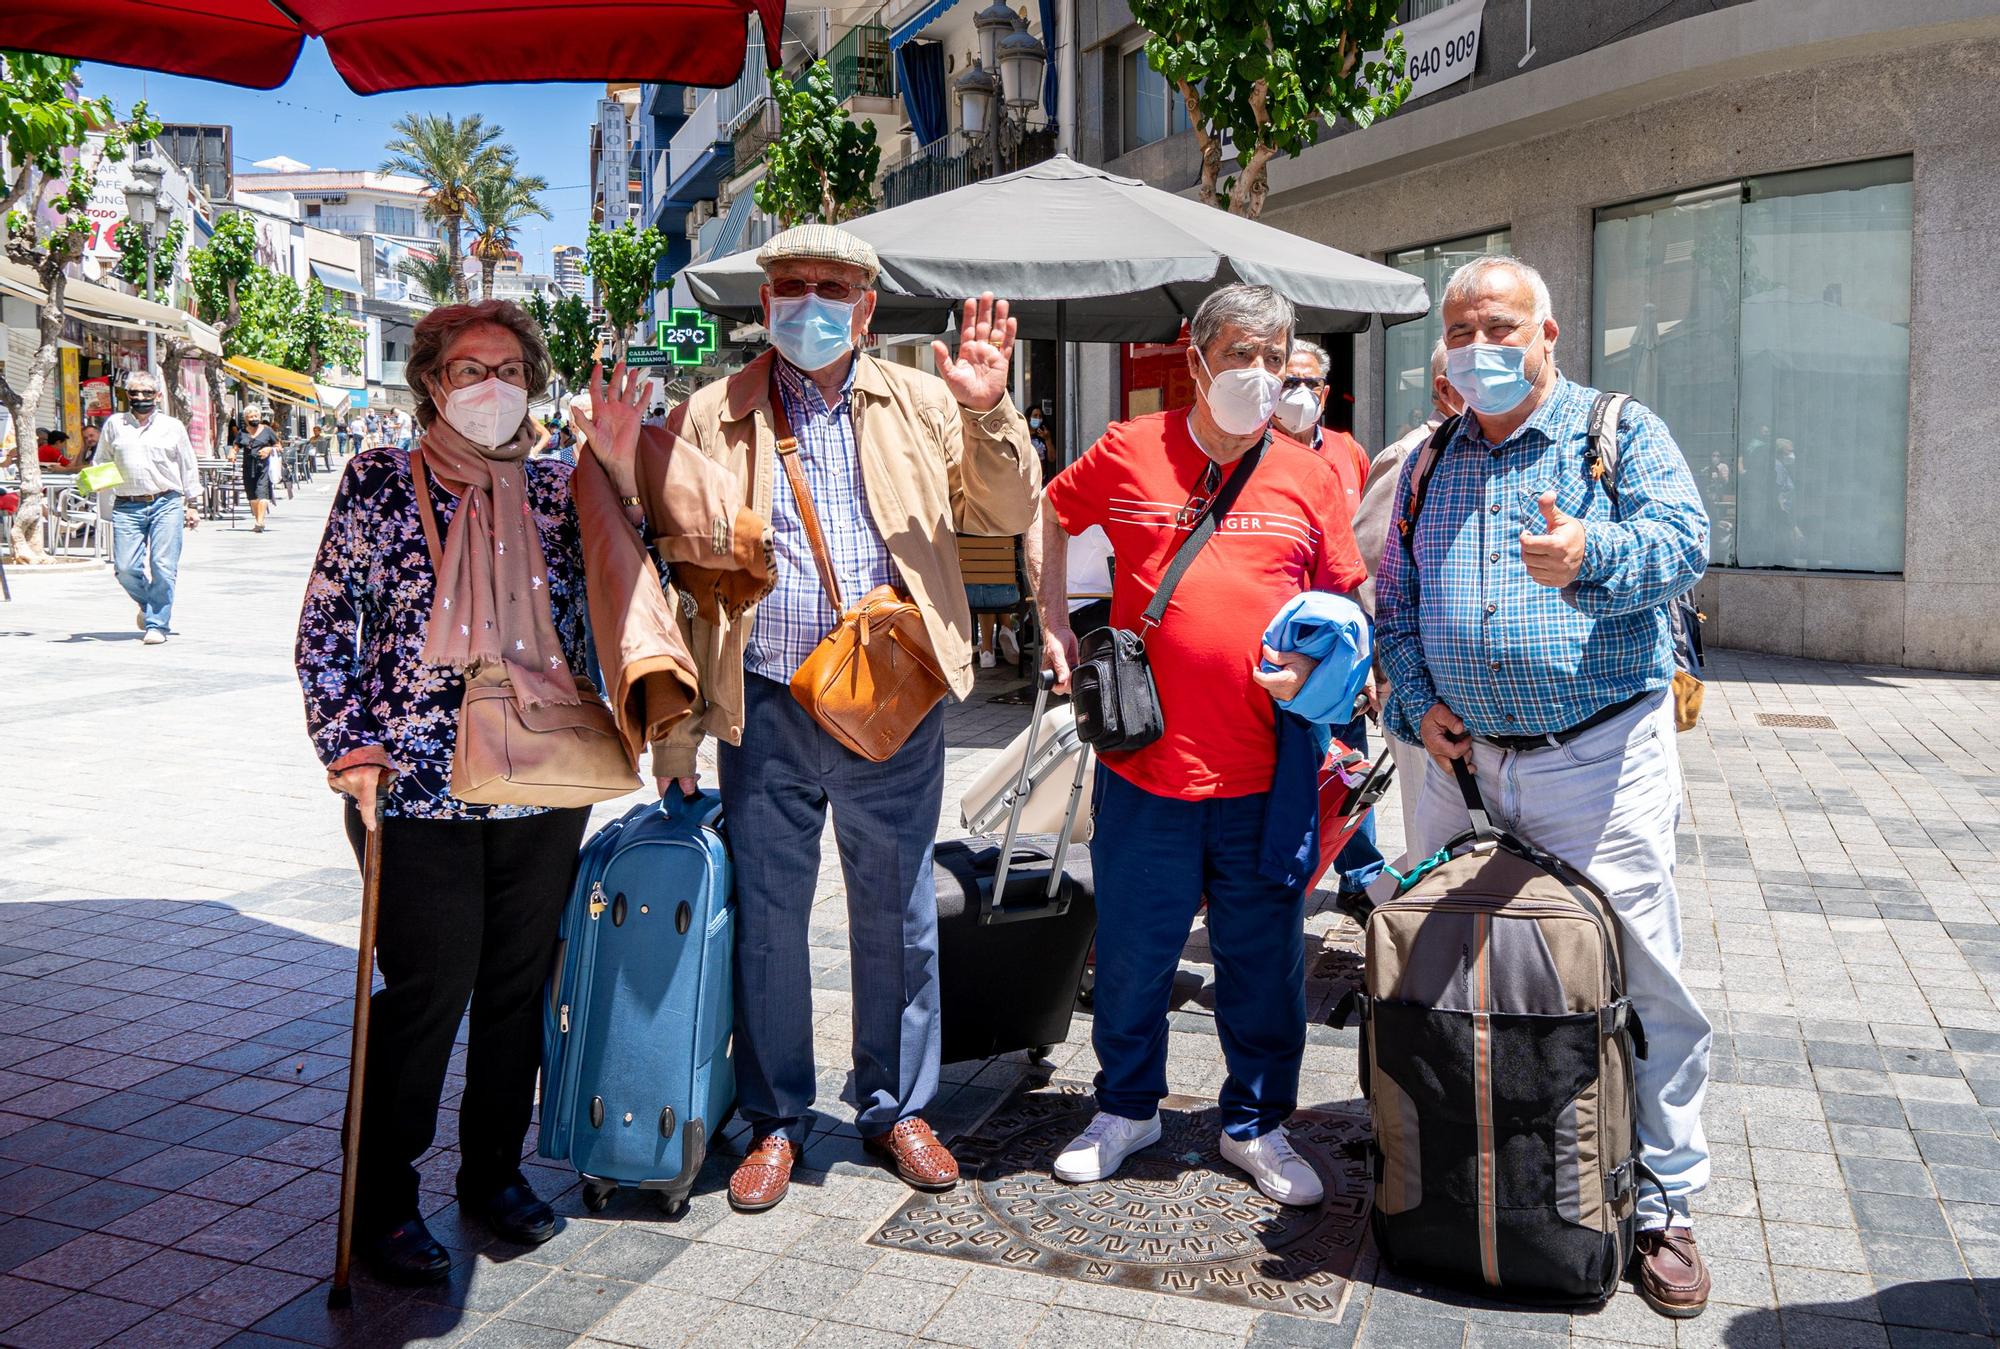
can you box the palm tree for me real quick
[400,253,460,307]
[467,169,552,300]
[381,112,509,302]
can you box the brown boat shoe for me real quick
[863,1116,960,1192]
[728,1134,803,1213]
[1633,1225,1710,1318]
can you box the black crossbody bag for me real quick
[1071,434,1268,753]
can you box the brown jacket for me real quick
[647,350,1041,779]
[573,432,774,767]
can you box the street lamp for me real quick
[122,153,169,379]
[997,13,1048,113]
[952,56,1000,141]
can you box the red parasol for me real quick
[2,0,785,93]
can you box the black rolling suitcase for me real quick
[933,671,1095,1064]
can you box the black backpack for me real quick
[1396,392,1705,730]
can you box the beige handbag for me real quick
[410,449,640,808]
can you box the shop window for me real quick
[1592,157,1911,573]
[1121,48,1190,153]
[1382,229,1512,443]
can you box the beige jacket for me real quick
[648,350,1040,779]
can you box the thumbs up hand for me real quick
[1520,488,1587,588]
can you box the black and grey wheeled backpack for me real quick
[1334,761,1653,1304]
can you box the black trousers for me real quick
[342,804,589,1234]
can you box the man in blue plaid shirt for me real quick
[1375,256,1715,1319]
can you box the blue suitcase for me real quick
[538,790,735,1215]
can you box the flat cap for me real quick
[755,223,879,285]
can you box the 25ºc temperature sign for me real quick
[660,308,718,367]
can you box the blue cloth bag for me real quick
[1256,593,1372,888]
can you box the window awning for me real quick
[889,0,961,48]
[310,262,364,296]
[225,354,321,409]
[0,260,224,356]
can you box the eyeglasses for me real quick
[443,358,531,389]
[770,278,860,303]
[1281,375,1327,391]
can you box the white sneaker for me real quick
[1219,1126,1324,1206]
[1053,1111,1161,1183]
[978,649,997,669]
[996,626,1021,665]
[142,629,168,646]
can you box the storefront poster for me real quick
[61,348,82,443]
[1371,0,1486,104]
[178,361,213,451]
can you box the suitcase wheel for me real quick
[657,1191,688,1217]
[582,1179,617,1213]
[1033,1045,1054,1062]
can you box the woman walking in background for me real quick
[236,406,278,532]
[294,299,647,1285]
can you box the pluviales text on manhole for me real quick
[871,1082,1369,1320]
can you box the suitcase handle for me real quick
[984,671,1089,925]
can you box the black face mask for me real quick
[129,399,157,414]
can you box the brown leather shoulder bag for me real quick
[409,447,640,807]
[769,378,948,763]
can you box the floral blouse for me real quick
[296,446,591,820]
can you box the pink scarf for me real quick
[416,417,579,708]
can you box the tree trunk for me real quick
[445,216,468,302]
[1180,79,1224,210]
[205,357,228,455]
[1231,144,1279,219]
[481,255,497,301]
[5,268,69,563]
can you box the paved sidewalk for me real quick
[3,469,2000,1347]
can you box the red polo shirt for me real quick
[1314,428,1370,519]
[1048,412,1366,801]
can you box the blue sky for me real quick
[82,48,606,274]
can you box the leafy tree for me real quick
[381,112,509,301]
[754,61,881,227]
[467,168,551,300]
[0,51,156,562]
[187,210,264,443]
[399,252,460,307]
[1128,0,1411,218]
[525,288,598,397]
[583,219,668,362]
[287,277,363,378]
[111,217,187,300]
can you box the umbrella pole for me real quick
[1058,300,1073,470]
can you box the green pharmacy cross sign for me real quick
[640,308,717,367]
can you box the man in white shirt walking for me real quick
[92,371,200,645]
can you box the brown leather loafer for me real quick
[728,1134,802,1213]
[863,1117,960,1192]
[1633,1226,1709,1318]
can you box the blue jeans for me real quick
[1406,692,1710,1228]
[718,673,946,1144]
[112,492,186,633]
[1089,768,1306,1140]
[1331,715,1385,894]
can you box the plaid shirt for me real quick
[1375,376,1708,743]
[745,356,901,683]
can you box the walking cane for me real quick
[329,791,386,1310]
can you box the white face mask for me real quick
[439,377,528,449]
[1273,383,1322,436]
[1196,350,1281,438]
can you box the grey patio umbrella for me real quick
[684,155,1429,342]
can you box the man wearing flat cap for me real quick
[591,223,1040,1211]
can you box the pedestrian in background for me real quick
[294,299,635,1286]
[588,223,1041,1216]
[236,405,278,533]
[1374,255,1713,1318]
[92,371,200,646]
[1036,284,1366,1206]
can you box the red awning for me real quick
[5,0,785,94]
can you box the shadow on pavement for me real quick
[0,895,668,1347]
[1719,1276,2000,1345]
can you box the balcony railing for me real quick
[380,361,408,387]
[828,23,894,101]
[668,91,722,186]
[879,119,1058,210]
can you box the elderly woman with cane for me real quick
[295,299,649,1285]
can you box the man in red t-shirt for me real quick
[1033,284,1365,1206]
